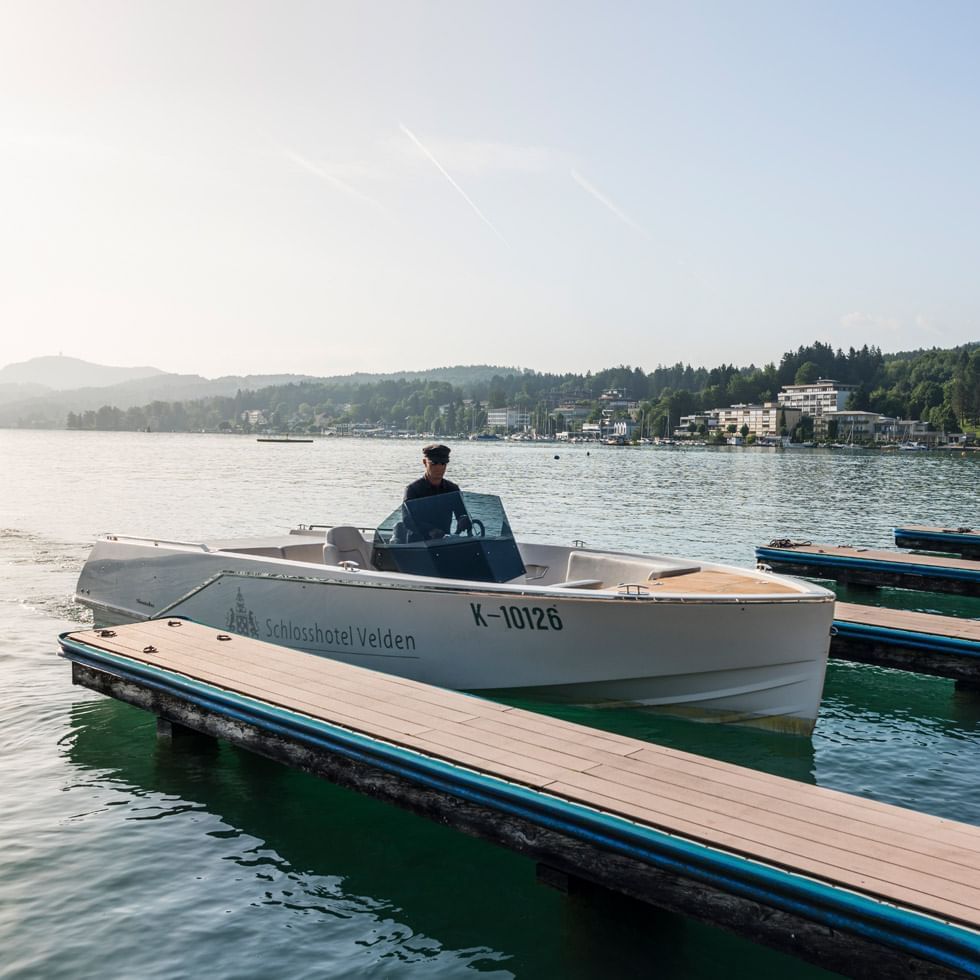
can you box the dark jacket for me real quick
[401,477,465,540]
[404,476,461,500]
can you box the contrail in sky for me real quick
[571,169,652,241]
[399,123,508,245]
[281,147,390,217]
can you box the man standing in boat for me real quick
[401,444,470,539]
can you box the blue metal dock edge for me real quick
[59,632,980,975]
[895,528,978,549]
[755,547,980,583]
[831,620,980,659]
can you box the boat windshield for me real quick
[371,491,526,583]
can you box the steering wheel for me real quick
[465,518,485,538]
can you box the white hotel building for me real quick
[486,408,530,431]
[677,379,946,445]
[777,379,857,418]
[676,402,801,440]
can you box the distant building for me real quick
[598,389,638,413]
[718,403,801,438]
[675,412,717,436]
[550,403,591,429]
[611,419,640,439]
[822,411,938,444]
[486,408,530,431]
[778,379,857,417]
[677,403,800,439]
[819,409,882,442]
[893,418,936,443]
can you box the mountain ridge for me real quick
[0,357,524,424]
[0,355,166,391]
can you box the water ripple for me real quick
[1,431,977,979]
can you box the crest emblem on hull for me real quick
[226,587,260,638]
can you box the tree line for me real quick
[64,341,980,436]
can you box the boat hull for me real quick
[76,540,833,734]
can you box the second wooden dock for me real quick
[832,602,980,684]
[756,542,980,597]
[894,525,980,559]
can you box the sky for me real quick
[1,0,979,379]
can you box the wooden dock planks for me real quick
[828,602,980,684]
[756,542,980,596]
[63,619,980,934]
[835,603,980,642]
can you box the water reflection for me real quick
[815,662,980,822]
[63,697,833,979]
[7,433,979,979]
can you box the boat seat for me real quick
[282,542,326,563]
[565,551,700,588]
[323,526,372,569]
[653,565,702,579]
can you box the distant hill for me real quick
[0,381,51,406]
[228,365,521,390]
[0,361,522,426]
[304,365,523,387]
[0,355,167,390]
[0,372,319,426]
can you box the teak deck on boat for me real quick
[755,542,980,596]
[62,620,980,976]
[635,568,802,595]
[895,525,980,559]
[832,602,980,683]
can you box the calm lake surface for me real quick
[1,430,978,979]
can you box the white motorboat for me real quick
[75,492,835,733]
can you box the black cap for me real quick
[422,443,451,462]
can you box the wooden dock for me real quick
[833,603,980,684]
[59,620,980,979]
[895,526,980,560]
[756,542,980,597]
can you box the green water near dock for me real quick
[1,431,977,978]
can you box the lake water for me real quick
[1,430,978,979]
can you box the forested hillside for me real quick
[50,341,980,436]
